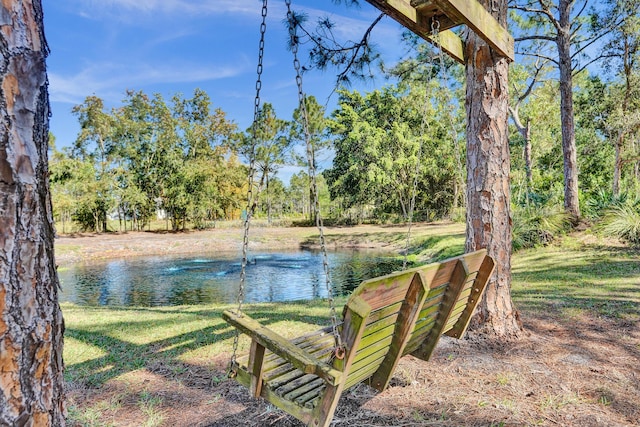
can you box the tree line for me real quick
[49,90,330,232]
[50,77,468,232]
[50,32,640,239]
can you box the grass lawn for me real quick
[62,229,640,427]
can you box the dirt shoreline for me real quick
[53,224,419,265]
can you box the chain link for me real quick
[402,22,441,271]
[229,0,268,376]
[431,18,466,209]
[286,0,343,352]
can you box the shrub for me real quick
[599,205,640,247]
[512,205,571,251]
[583,190,629,220]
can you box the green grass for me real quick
[62,298,347,388]
[511,237,640,321]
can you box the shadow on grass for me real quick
[513,250,640,320]
[64,304,334,388]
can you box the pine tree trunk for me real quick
[558,0,580,221]
[0,1,66,425]
[465,0,522,338]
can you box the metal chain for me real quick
[229,0,268,376]
[286,0,344,354]
[432,18,466,209]
[402,23,439,271]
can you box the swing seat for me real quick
[223,249,494,427]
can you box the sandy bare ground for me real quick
[59,226,640,427]
[54,223,458,265]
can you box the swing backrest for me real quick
[337,249,493,391]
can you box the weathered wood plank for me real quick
[366,302,403,325]
[362,314,400,339]
[350,278,416,311]
[291,378,326,404]
[352,335,394,370]
[411,259,469,361]
[222,311,342,386]
[345,359,385,389]
[266,347,335,389]
[370,272,430,391]
[431,0,514,60]
[365,0,465,62]
[262,327,335,363]
[261,333,336,376]
[277,374,320,397]
[313,296,372,427]
[248,340,266,397]
[445,255,495,339]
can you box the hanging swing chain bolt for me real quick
[286,0,344,352]
[230,0,269,373]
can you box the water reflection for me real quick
[58,250,408,307]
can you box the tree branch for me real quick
[514,34,556,42]
[515,50,559,66]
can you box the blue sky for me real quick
[43,0,407,173]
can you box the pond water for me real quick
[58,250,408,307]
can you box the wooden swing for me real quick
[223,250,494,427]
[223,1,509,426]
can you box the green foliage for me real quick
[326,82,459,223]
[583,190,630,220]
[232,103,293,221]
[52,89,245,233]
[599,204,640,247]
[512,205,571,251]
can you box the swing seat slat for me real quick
[223,249,495,427]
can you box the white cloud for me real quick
[71,0,263,20]
[49,60,249,104]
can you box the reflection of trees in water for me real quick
[61,251,407,307]
[330,252,408,295]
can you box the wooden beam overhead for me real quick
[366,0,465,63]
[365,0,514,63]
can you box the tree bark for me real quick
[465,0,522,338]
[557,0,580,221]
[613,133,623,196]
[0,1,66,425]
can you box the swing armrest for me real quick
[223,310,343,386]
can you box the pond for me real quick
[58,249,408,307]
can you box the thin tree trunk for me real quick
[523,121,532,187]
[613,133,623,196]
[558,0,580,221]
[465,0,522,338]
[266,174,271,225]
[509,106,533,190]
[0,0,66,424]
